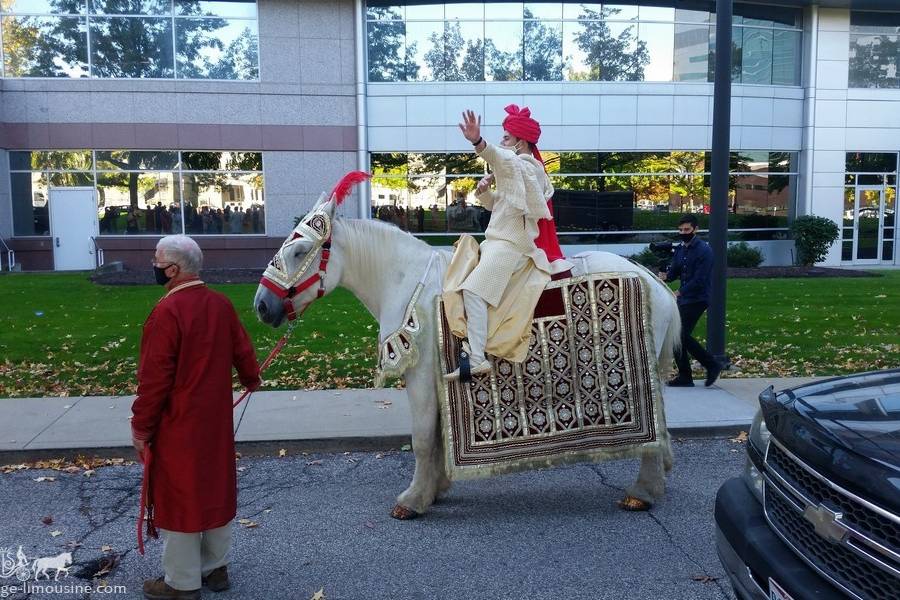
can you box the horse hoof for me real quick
[617,496,652,511]
[390,504,419,520]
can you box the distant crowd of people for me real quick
[373,198,489,233]
[100,203,265,235]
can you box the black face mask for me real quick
[680,232,695,244]
[154,265,172,286]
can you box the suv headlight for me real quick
[742,409,771,503]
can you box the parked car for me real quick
[715,369,900,600]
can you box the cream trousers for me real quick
[160,520,232,591]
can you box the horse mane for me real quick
[334,217,438,293]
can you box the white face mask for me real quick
[502,138,526,153]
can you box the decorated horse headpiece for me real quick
[260,171,370,320]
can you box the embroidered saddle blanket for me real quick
[436,272,667,480]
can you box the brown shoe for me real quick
[202,566,230,592]
[143,577,200,600]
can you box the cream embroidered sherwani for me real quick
[457,143,552,305]
[443,143,555,363]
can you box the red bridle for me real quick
[259,233,332,321]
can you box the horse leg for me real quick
[392,364,442,519]
[619,446,667,511]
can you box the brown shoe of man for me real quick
[143,577,200,600]
[202,566,230,592]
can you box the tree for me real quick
[199,25,258,80]
[424,21,483,82]
[1,0,87,77]
[524,9,563,81]
[572,6,650,81]
[367,7,419,82]
[849,34,900,88]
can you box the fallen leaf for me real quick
[34,476,56,482]
[238,519,258,529]
[101,545,113,553]
[730,431,748,444]
[50,530,62,537]
[375,453,384,459]
[278,448,287,458]
[306,460,323,466]
[310,588,326,600]
[83,469,95,477]
[400,444,411,452]
[41,516,53,526]
[692,575,720,584]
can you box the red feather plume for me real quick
[330,171,371,206]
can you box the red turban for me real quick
[502,104,546,165]
[500,104,565,268]
[502,104,541,144]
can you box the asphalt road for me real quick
[0,438,745,600]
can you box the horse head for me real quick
[254,171,369,327]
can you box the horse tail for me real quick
[657,290,681,384]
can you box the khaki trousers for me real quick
[160,520,232,591]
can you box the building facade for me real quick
[0,0,898,270]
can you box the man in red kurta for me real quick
[132,235,260,600]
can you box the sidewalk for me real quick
[0,376,822,459]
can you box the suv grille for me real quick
[764,440,900,600]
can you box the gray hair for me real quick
[157,235,203,274]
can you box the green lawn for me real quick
[0,271,898,398]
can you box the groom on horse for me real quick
[444,105,572,380]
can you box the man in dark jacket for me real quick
[661,215,722,387]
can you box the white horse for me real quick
[254,186,681,518]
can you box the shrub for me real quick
[790,216,840,266]
[727,242,764,268]
[629,247,662,270]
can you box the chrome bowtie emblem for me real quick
[802,504,849,544]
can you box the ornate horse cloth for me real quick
[437,272,666,480]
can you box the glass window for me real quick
[175,0,256,19]
[49,171,93,186]
[2,0,258,79]
[1,15,88,77]
[639,22,674,81]
[562,3,601,20]
[640,7,674,22]
[182,172,264,234]
[176,18,258,80]
[772,29,800,86]
[368,19,408,82]
[675,9,710,24]
[90,17,174,78]
[674,23,709,82]
[562,19,591,80]
[604,4,638,21]
[485,20,522,80]
[406,20,443,80]
[709,24,743,83]
[446,153,483,175]
[444,20,484,81]
[524,18,562,81]
[849,34,900,89]
[3,0,86,14]
[97,150,178,171]
[96,171,181,234]
[741,26,773,85]
[27,150,94,170]
[405,3,442,20]
[445,3,482,21]
[10,172,49,236]
[90,0,170,16]
[846,152,898,172]
[484,2,522,20]
[524,3,560,21]
[366,4,403,21]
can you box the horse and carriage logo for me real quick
[0,546,73,581]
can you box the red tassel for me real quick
[330,171,371,206]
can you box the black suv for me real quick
[715,369,900,600]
